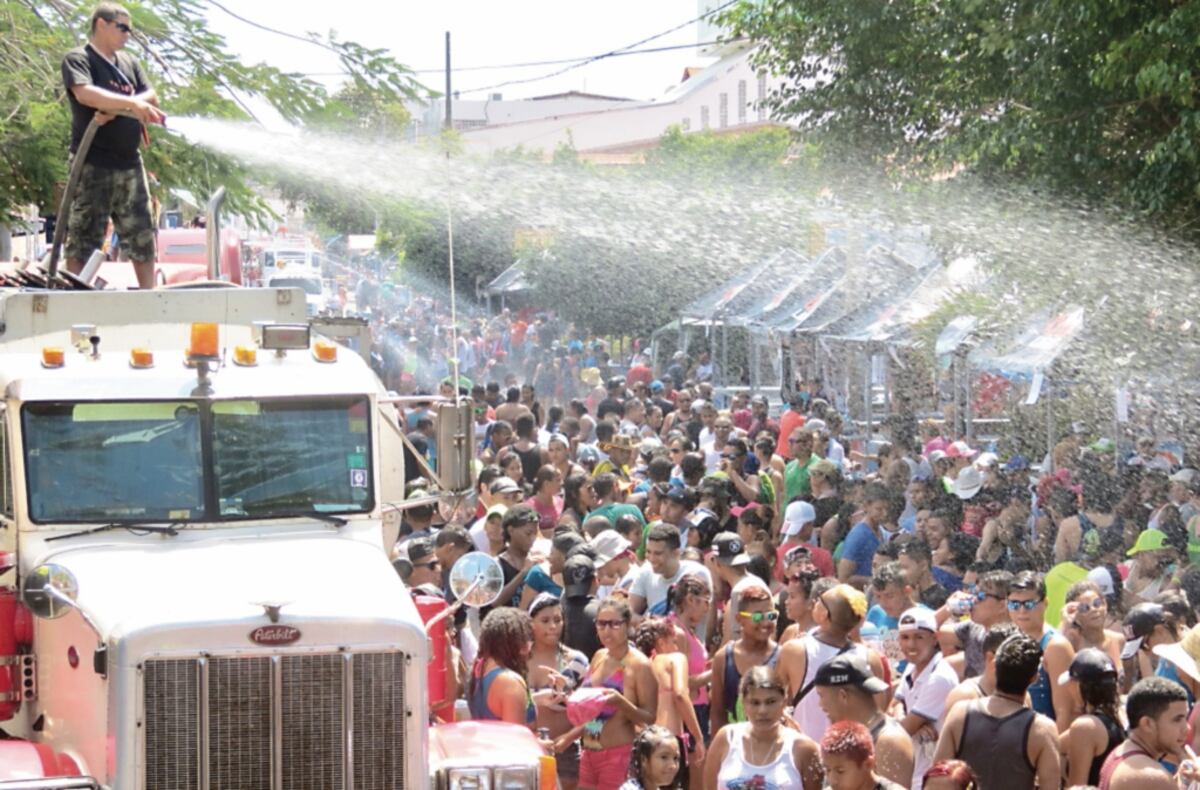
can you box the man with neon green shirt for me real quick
[784,428,819,505]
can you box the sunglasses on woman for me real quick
[738,610,779,623]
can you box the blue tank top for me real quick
[469,666,536,724]
[1028,629,1057,719]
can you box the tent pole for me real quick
[863,351,872,439]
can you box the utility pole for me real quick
[444,31,452,131]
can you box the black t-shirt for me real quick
[61,44,149,168]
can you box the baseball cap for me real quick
[650,380,665,393]
[1057,647,1118,686]
[484,503,508,521]
[730,503,759,520]
[954,466,983,500]
[712,532,750,566]
[406,537,436,566]
[666,486,698,509]
[1170,468,1198,485]
[591,530,632,566]
[782,500,817,537]
[1126,529,1167,556]
[1121,602,1166,659]
[928,449,949,464]
[814,652,889,694]
[947,440,978,459]
[750,394,768,406]
[490,476,522,495]
[1002,454,1030,472]
[897,607,938,633]
[1086,565,1116,597]
[577,445,601,464]
[562,555,595,597]
[552,531,586,557]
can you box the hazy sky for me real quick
[204,0,720,103]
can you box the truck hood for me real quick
[32,527,417,646]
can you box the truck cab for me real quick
[0,286,546,789]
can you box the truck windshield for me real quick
[212,397,372,517]
[23,402,204,522]
[22,397,373,523]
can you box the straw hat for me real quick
[1153,626,1200,686]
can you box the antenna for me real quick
[444,31,461,396]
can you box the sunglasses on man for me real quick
[1006,598,1044,611]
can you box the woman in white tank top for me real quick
[705,666,823,790]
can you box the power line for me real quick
[456,0,739,95]
[205,0,343,57]
[299,39,737,78]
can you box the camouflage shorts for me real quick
[65,160,156,264]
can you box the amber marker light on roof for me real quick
[41,347,65,368]
[130,348,154,368]
[233,345,258,366]
[188,322,219,359]
[312,339,338,363]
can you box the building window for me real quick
[681,117,691,131]
[700,105,710,130]
[757,72,767,121]
[738,80,747,124]
[719,92,728,128]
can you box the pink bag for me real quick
[566,687,612,727]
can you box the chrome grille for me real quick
[352,652,406,790]
[282,653,345,789]
[142,651,408,790]
[143,659,199,790]
[209,657,272,789]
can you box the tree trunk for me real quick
[0,223,12,262]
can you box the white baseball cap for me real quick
[591,530,632,566]
[782,500,817,537]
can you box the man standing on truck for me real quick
[61,3,165,290]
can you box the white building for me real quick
[447,43,792,160]
[418,92,636,136]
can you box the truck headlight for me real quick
[493,766,537,790]
[446,767,491,790]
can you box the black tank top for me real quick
[1089,711,1127,786]
[515,444,543,486]
[956,698,1036,790]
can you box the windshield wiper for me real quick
[46,522,180,542]
[298,511,347,527]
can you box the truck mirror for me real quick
[447,552,503,608]
[21,563,79,620]
[435,402,475,492]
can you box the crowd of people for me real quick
[387,303,1200,790]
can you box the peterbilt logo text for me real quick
[249,625,301,645]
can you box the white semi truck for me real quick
[0,284,549,789]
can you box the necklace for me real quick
[746,728,780,765]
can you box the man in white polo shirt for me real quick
[892,606,959,790]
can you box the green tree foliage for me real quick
[720,0,1200,227]
[0,0,422,223]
